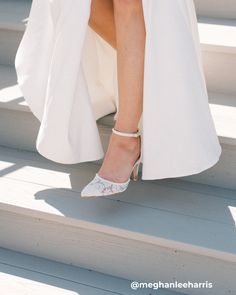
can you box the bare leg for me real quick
[89,0,146,182]
[89,0,116,49]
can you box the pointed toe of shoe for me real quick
[80,186,90,198]
[80,183,103,198]
[80,173,130,198]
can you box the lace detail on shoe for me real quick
[94,174,129,193]
[81,173,130,197]
[81,127,141,198]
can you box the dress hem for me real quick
[36,144,105,165]
[141,145,222,180]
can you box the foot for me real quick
[98,130,141,183]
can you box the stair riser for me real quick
[194,0,236,19]
[181,143,236,190]
[0,108,38,152]
[202,50,236,95]
[0,209,235,295]
[0,108,111,154]
[0,29,22,66]
[1,108,236,190]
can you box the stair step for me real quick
[1,63,236,189]
[0,0,30,65]
[1,62,236,144]
[0,0,30,30]
[0,145,235,295]
[0,63,112,152]
[0,0,236,95]
[199,17,236,95]
[194,0,236,19]
[1,247,183,295]
[182,92,236,189]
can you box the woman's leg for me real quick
[89,0,116,49]
[113,0,145,132]
[89,0,146,182]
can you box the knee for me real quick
[113,0,142,13]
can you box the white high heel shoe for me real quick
[81,127,142,198]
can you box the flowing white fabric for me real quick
[15,0,222,180]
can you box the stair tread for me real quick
[199,17,236,52]
[0,145,236,263]
[0,0,31,30]
[1,247,185,295]
[0,64,26,111]
[1,64,236,145]
[195,0,236,19]
[208,92,236,145]
[0,64,114,127]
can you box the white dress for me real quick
[15,0,222,180]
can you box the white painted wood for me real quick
[0,145,235,225]
[0,0,30,66]
[198,18,236,95]
[0,107,39,151]
[179,92,236,189]
[0,0,30,30]
[1,269,112,295]
[0,64,27,112]
[208,92,236,145]
[0,247,184,295]
[1,173,236,260]
[0,248,152,295]
[202,50,236,95]
[194,0,236,19]
[0,147,236,295]
[181,142,236,190]
[0,29,24,66]
[0,209,235,295]
[199,18,236,53]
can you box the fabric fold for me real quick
[15,0,222,179]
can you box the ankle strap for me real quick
[112,127,141,137]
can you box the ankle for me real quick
[113,125,139,134]
[111,133,140,152]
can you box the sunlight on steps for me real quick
[0,0,236,294]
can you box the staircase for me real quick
[0,1,236,294]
